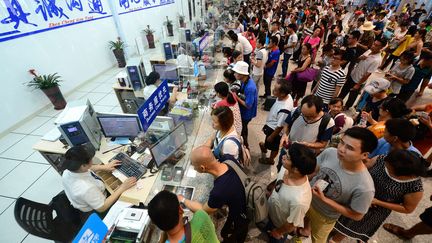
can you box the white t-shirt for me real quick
[266,96,294,130]
[268,167,312,228]
[252,47,269,76]
[236,34,253,55]
[285,33,298,54]
[213,130,240,160]
[350,51,382,83]
[143,84,157,100]
[62,170,106,212]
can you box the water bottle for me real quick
[359,112,368,128]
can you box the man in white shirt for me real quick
[281,23,298,77]
[227,30,253,67]
[266,143,316,241]
[338,39,387,108]
[251,37,268,95]
[259,79,294,165]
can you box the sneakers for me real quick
[258,157,275,165]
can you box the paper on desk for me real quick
[103,200,133,228]
[41,128,61,141]
[108,137,131,145]
[186,166,197,178]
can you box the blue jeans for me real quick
[282,53,292,77]
[265,219,288,243]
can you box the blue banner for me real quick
[0,0,175,42]
[73,213,108,243]
[137,80,170,131]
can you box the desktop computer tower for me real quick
[163,42,174,60]
[179,28,192,42]
[126,57,146,91]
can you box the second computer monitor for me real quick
[150,122,187,168]
[153,64,179,81]
[97,114,142,139]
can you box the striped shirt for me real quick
[315,66,346,104]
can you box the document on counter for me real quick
[108,137,131,146]
[103,200,133,228]
[186,166,197,178]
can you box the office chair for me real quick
[14,196,80,242]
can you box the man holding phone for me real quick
[305,127,378,243]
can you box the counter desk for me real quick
[32,67,225,242]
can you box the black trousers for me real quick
[243,53,251,68]
[221,216,249,243]
[396,90,415,103]
[338,76,360,108]
[241,119,251,148]
[263,75,274,97]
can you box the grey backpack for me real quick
[224,160,268,224]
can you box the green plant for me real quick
[164,16,173,26]
[27,69,62,90]
[143,25,155,35]
[108,37,125,50]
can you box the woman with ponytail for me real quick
[212,81,242,135]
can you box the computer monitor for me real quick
[149,123,188,168]
[97,114,142,139]
[153,64,179,81]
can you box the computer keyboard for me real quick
[110,152,147,179]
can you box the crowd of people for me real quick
[146,0,432,242]
[60,0,432,242]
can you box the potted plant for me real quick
[108,37,126,68]
[27,69,67,110]
[179,14,186,28]
[143,25,156,49]
[165,16,174,36]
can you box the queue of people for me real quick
[60,0,432,242]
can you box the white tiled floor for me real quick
[0,72,123,242]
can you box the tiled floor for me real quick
[0,63,431,243]
[0,69,124,243]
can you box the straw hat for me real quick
[360,21,375,31]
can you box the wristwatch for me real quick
[180,197,186,204]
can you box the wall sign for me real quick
[0,0,175,42]
[137,80,170,132]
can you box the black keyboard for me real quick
[110,152,147,179]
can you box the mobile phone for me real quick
[314,179,329,192]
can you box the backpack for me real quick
[289,107,332,140]
[216,136,251,167]
[274,32,285,53]
[224,159,268,224]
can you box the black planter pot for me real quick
[146,34,155,49]
[113,49,126,68]
[42,86,67,110]
[179,19,186,28]
[167,24,174,36]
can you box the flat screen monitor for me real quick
[97,115,142,139]
[150,123,187,168]
[153,64,179,81]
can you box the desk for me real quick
[33,69,220,207]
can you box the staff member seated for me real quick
[143,71,178,104]
[62,145,136,213]
[143,71,161,100]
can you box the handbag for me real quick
[286,67,319,82]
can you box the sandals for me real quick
[383,223,412,240]
[259,142,268,154]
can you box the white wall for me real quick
[0,0,190,135]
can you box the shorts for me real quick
[420,207,432,227]
[263,125,281,151]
